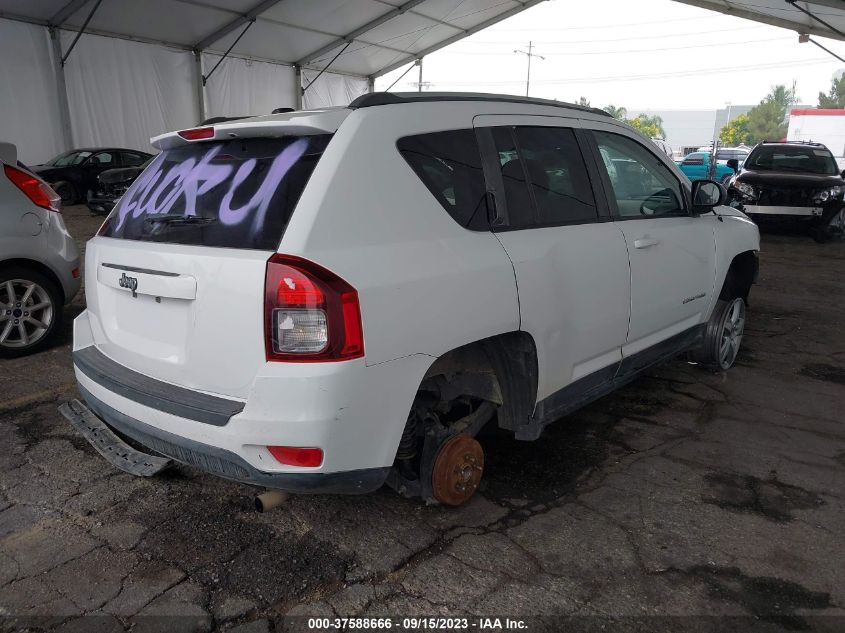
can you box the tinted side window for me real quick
[593,131,686,219]
[491,127,534,228]
[91,152,115,166]
[682,155,704,165]
[397,130,489,230]
[122,152,147,167]
[490,126,597,228]
[513,127,597,225]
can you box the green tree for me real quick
[577,96,591,107]
[602,104,627,119]
[745,84,796,143]
[720,113,752,146]
[818,73,845,108]
[626,114,666,139]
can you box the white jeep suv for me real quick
[62,93,759,506]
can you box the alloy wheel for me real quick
[0,279,55,349]
[718,297,745,369]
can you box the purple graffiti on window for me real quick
[114,138,309,233]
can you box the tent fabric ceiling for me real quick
[671,1,845,42]
[0,0,546,78]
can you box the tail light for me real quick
[264,254,364,362]
[177,127,214,140]
[4,165,61,212]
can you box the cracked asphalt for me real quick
[1,205,843,632]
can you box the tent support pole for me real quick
[49,27,74,152]
[302,42,352,94]
[194,51,206,123]
[294,65,303,110]
[61,0,102,66]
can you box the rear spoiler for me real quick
[0,142,16,165]
[151,109,349,151]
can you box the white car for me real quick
[61,93,760,506]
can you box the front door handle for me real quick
[633,237,660,249]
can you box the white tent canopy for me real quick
[2,0,844,164]
[0,0,543,163]
[673,1,845,41]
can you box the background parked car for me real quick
[0,142,81,357]
[87,156,154,215]
[727,141,845,242]
[677,151,735,183]
[31,148,153,205]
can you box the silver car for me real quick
[1,142,81,357]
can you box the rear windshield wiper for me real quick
[144,214,217,226]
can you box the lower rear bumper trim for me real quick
[74,385,390,494]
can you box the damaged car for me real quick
[87,157,154,215]
[727,141,845,242]
[61,93,760,506]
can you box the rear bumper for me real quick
[74,386,389,493]
[71,310,433,490]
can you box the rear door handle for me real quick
[633,237,660,249]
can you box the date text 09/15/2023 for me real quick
[306,617,528,630]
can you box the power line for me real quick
[465,25,768,45]
[430,57,835,86]
[450,36,792,56]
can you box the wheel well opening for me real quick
[0,258,65,304]
[421,331,538,434]
[719,251,757,303]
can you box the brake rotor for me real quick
[431,433,484,506]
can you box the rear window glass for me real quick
[397,130,489,231]
[100,135,331,250]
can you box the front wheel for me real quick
[693,297,746,371]
[812,207,845,243]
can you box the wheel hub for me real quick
[431,433,484,506]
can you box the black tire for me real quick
[52,181,78,206]
[812,207,845,243]
[0,266,63,359]
[693,297,746,371]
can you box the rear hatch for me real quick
[86,126,334,399]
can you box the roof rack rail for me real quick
[349,91,611,118]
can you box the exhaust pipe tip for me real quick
[254,490,290,513]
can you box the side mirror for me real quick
[691,179,726,215]
[840,169,845,179]
[726,158,739,172]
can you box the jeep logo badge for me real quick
[118,272,139,298]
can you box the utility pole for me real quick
[514,41,544,97]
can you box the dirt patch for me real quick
[702,472,823,523]
[688,565,831,630]
[799,363,845,386]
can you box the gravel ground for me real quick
[0,205,843,632]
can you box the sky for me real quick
[374,0,845,111]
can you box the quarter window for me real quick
[594,131,687,219]
[491,126,598,228]
[397,130,489,230]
